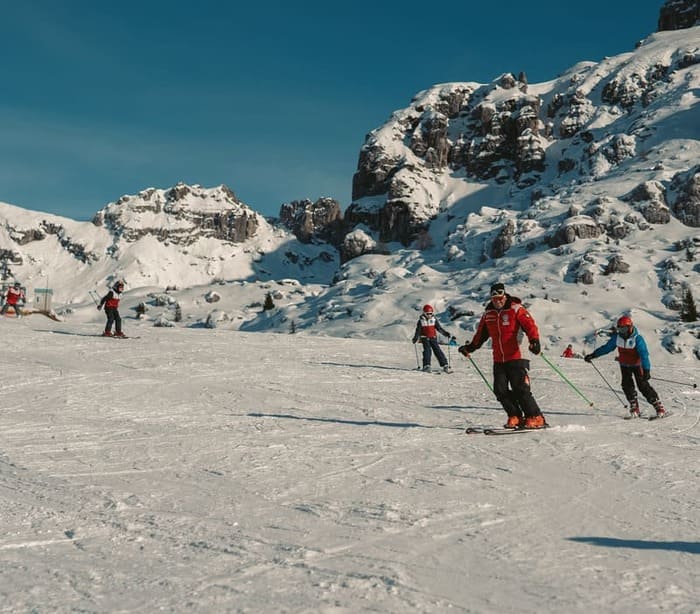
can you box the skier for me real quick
[1,282,25,317]
[97,280,126,337]
[584,315,666,418]
[412,304,456,373]
[562,344,575,358]
[458,282,547,429]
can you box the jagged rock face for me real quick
[604,255,631,275]
[342,22,700,262]
[3,220,100,264]
[547,216,603,248]
[491,220,516,258]
[670,167,700,227]
[623,181,672,224]
[347,77,547,247]
[278,197,344,245]
[93,183,260,245]
[658,0,700,30]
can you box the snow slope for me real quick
[0,318,697,612]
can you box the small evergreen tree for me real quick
[263,292,275,311]
[174,303,182,322]
[289,319,296,334]
[680,287,698,322]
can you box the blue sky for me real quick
[1,1,661,220]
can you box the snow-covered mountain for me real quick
[0,2,698,360]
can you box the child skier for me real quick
[585,315,666,418]
[1,282,25,317]
[97,280,126,337]
[412,304,456,372]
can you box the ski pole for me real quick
[413,342,420,369]
[88,290,100,306]
[650,376,697,389]
[540,352,595,408]
[589,361,628,409]
[467,355,494,393]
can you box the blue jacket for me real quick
[591,330,651,370]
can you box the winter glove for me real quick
[584,353,594,363]
[642,369,651,381]
[97,305,102,311]
[458,344,474,357]
[528,339,541,355]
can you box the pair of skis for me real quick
[465,426,542,436]
[624,412,672,421]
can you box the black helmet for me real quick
[13,281,20,288]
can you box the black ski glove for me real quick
[97,305,102,311]
[528,339,541,355]
[458,344,474,357]
[642,369,651,381]
[584,353,594,363]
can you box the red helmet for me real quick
[616,315,634,338]
[423,304,434,314]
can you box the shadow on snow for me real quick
[568,536,700,554]
[247,412,464,430]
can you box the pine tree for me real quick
[263,292,275,311]
[680,287,698,322]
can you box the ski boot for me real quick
[628,398,640,419]
[504,415,523,429]
[523,414,547,429]
[653,400,666,419]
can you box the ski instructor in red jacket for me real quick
[459,282,547,429]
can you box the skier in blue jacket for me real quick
[585,315,666,418]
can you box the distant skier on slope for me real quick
[458,282,547,429]
[585,315,666,419]
[412,304,456,373]
[1,282,25,318]
[97,280,126,337]
[562,344,575,358]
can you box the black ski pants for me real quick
[104,307,122,334]
[420,337,447,367]
[620,365,659,405]
[493,359,541,418]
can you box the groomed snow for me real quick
[0,318,697,612]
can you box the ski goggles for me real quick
[616,325,632,334]
[490,289,506,297]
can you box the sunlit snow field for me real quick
[0,318,697,612]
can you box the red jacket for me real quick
[562,347,575,358]
[468,295,539,363]
[99,289,121,309]
[5,286,24,306]
[413,314,450,341]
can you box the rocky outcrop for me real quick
[604,255,631,275]
[658,0,700,31]
[278,197,344,245]
[623,181,672,224]
[670,166,700,227]
[93,183,260,245]
[491,219,516,258]
[547,216,602,247]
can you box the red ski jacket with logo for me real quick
[468,295,539,363]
